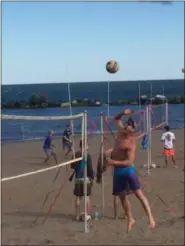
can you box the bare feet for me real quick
[126,218,135,233]
[148,219,156,229]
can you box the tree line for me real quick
[1,93,185,109]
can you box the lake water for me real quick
[2,104,184,142]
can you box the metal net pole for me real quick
[100,113,105,217]
[83,111,88,233]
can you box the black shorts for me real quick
[63,141,72,150]
[73,182,92,197]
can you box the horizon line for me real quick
[2,78,184,86]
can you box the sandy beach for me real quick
[2,129,184,245]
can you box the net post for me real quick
[148,104,152,174]
[83,110,88,233]
[146,105,150,175]
[21,121,25,141]
[68,82,76,159]
[100,112,105,218]
[165,102,168,125]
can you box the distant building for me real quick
[61,102,70,107]
[140,95,148,99]
[155,94,166,99]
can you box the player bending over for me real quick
[70,140,94,221]
[107,109,155,233]
[43,129,57,165]
[161,125,177,168]
[62,124,73,157]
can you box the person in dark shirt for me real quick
[62,124,73,157]
[43,129,57,165]
[70,140,94,220]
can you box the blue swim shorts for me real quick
[113,165,140,195]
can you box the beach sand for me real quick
[2,129,184,245]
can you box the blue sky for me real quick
[2,1,184,84]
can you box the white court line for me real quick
[1,157,83,183]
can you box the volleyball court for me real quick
[1,103,169,235]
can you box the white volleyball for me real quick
[106,60,119,74]
[79,213,91,222]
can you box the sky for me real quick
[2,1,184,85]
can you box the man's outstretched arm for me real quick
[114,109,134,129]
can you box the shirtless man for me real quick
[107,109,155,233]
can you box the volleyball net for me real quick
[2,114,84,143]
[1,112,90,233]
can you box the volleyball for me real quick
[106,60,119,74]
[79,213,91,222]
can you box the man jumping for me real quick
[107,109,155,233]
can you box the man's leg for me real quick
[171,150,178,167]
[119,192,135,233]
[51,150,58,165]
[74,182,82,220]
[134,189,155,228]
[164,149,169,168]
[164,156,168,168]
[65,143,72,157]
[75,196,81,220]
[113,195,119,219]
[44,150,50,164]
[129,174,155,229]
[114,175,133,231]
[86,182,92,215]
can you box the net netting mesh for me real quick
[150,104,166,130]
[1,113,86,226]
[2,114,84,143]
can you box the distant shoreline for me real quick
[2,78,184,86]
[2,95,185,109]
